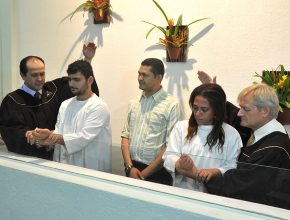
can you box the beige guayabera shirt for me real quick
[122,88,182,165]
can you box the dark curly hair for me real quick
[186,84,226,151]
[67,60,94,79]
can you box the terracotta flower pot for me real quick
[93,8,110,24]
[92,0,110,24]
[93,9,104,22]
[277,108,290,125]
[166,47,182,60]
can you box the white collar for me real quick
[253,119,286,143]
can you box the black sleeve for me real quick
[240,142,290,169]
[51,77,73,102]
[205,160,290,209]
[0,97,52,159]
[91,77,99,96]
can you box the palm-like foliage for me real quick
[70,0,111,21]
[142,0,209,47]
[255,65,290,112]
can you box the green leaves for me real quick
[70,1,96,21]
[142,21,167,38]
[187,17,210,27]
[152,0,169,25]
[173,15,183,36]
[143,0,210,48]
[254,65,290,111]
[69,0,111,22]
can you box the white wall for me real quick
[0,0,18,99]
[1,0,290,146]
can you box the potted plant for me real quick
[70,0,112,24]
[142,0,209,61]
[254,65,290,124]
[158,27,188,60]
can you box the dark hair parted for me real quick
[67,60,94,79]
[141,58,164,78]
[187,84,226,151]
[20,56,45,76]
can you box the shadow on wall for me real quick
[164,58,196,118]
[165,24,215,117]
[59,11,123,73]
[188,24,214,47]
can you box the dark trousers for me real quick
[132,160,173,186]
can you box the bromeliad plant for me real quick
[142,0,209,48]
[254,65,290,112]
[70,0,112,23]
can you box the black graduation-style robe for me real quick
[205,131,290,209]
[0,77,99,160]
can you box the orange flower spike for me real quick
[159,38,169,46]
[94,0,104,5]
[271,70,278,83]
[168,19,174,29]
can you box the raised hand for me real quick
[197,70,217,84]
[83,42,97,62]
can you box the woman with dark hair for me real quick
[163,84,242,191]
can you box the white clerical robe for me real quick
[163,120,242,192]
[53,94,112,173]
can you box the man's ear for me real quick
[157,74,163,82]
[88,75,94,85]
[260,106,271,118]
[20,72,25,80]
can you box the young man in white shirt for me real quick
[30,60,112,173]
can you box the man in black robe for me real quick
[192,82,290,208]
[182,72,290,208]
[0,43,99,160]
